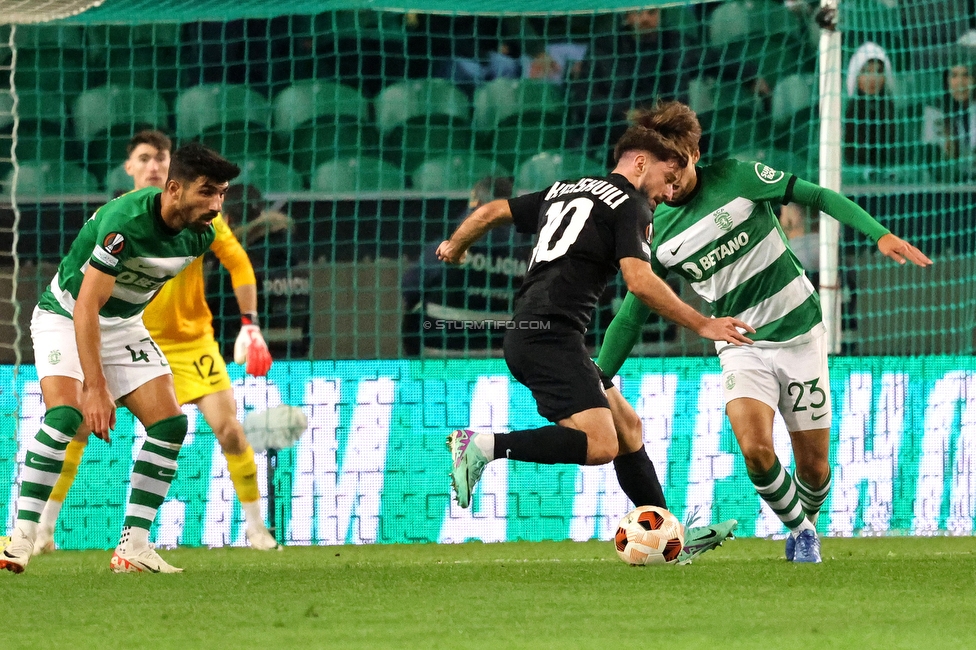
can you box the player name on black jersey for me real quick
[544,177,631,210]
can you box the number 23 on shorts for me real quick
[787,378,827,416]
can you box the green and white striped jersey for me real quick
[651,159,822,346]
[38,187,215,328]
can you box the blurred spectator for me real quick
[922,55,976,180]
[401,176,531,356]
[405,13,528,93]
[844,41,898,169]
[209,185,311,360]
[568,9,771,151]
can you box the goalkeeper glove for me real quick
[234,312,273,377]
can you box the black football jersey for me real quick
[508,173,653,332]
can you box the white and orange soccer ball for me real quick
[614,506,685,565]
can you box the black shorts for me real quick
[503,323,609,422]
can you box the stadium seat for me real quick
[235,159,305,194]
[708,0,798,47]
[272,81,376,175]
[515,151,605,193]
[73,85,169,142]
[772,74,817,125]
[1,161,101,198]
[472,79,565,132]
[272,80,370,134]
[411,155,507,193]
[72,85,169,180]
[105,164,134,196]
[373,79,469,135]
[311,156,406,194]
[472,79,568,169]
[175,84,271,140]
[374,80,473,172]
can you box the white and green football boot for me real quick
[676,512,738,565]
[446,429,490,509]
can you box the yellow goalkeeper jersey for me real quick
[144,214,256,346]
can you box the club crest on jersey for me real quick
[645,224,653,245]
[713,209,734,232]
[754,163,785,184]
[681,262,703,280]
[102,232,125,255]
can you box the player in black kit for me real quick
[438,102,754,562]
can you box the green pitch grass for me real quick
[4,537,974,649]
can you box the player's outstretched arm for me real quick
[877,233,933,267]
[74,266,119,441]
[596,292,652,377]
[436,199,513,265]
[620,258,754,346]
[790,179,932,268]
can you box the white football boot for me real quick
[0,527,35,574]
[111,528,183,574]
[246,524,281,551]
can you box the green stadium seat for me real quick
[373,79,469,135]
[1,161,100,198]
[411,156,507,193]
[73,85,169,142]
[271,81,376,175]
[175,85,271,140]
[515,151,605,193]
[105,164,134,196]
[311,157,406,194]
[472,79,568,169]
[472,79,565,131]
[772,74,816,125]
[72,86,169,180]
[235,159,305,194]
[272,81,369,134]
[373,80,473,172]
[708,0,798,47]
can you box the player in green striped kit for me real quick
[1,143,240,574]
[596,107,931,563]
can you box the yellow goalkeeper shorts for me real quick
[160,338,233,406]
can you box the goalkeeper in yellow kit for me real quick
[33,130,279,552]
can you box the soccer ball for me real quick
[614,506,685,565]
